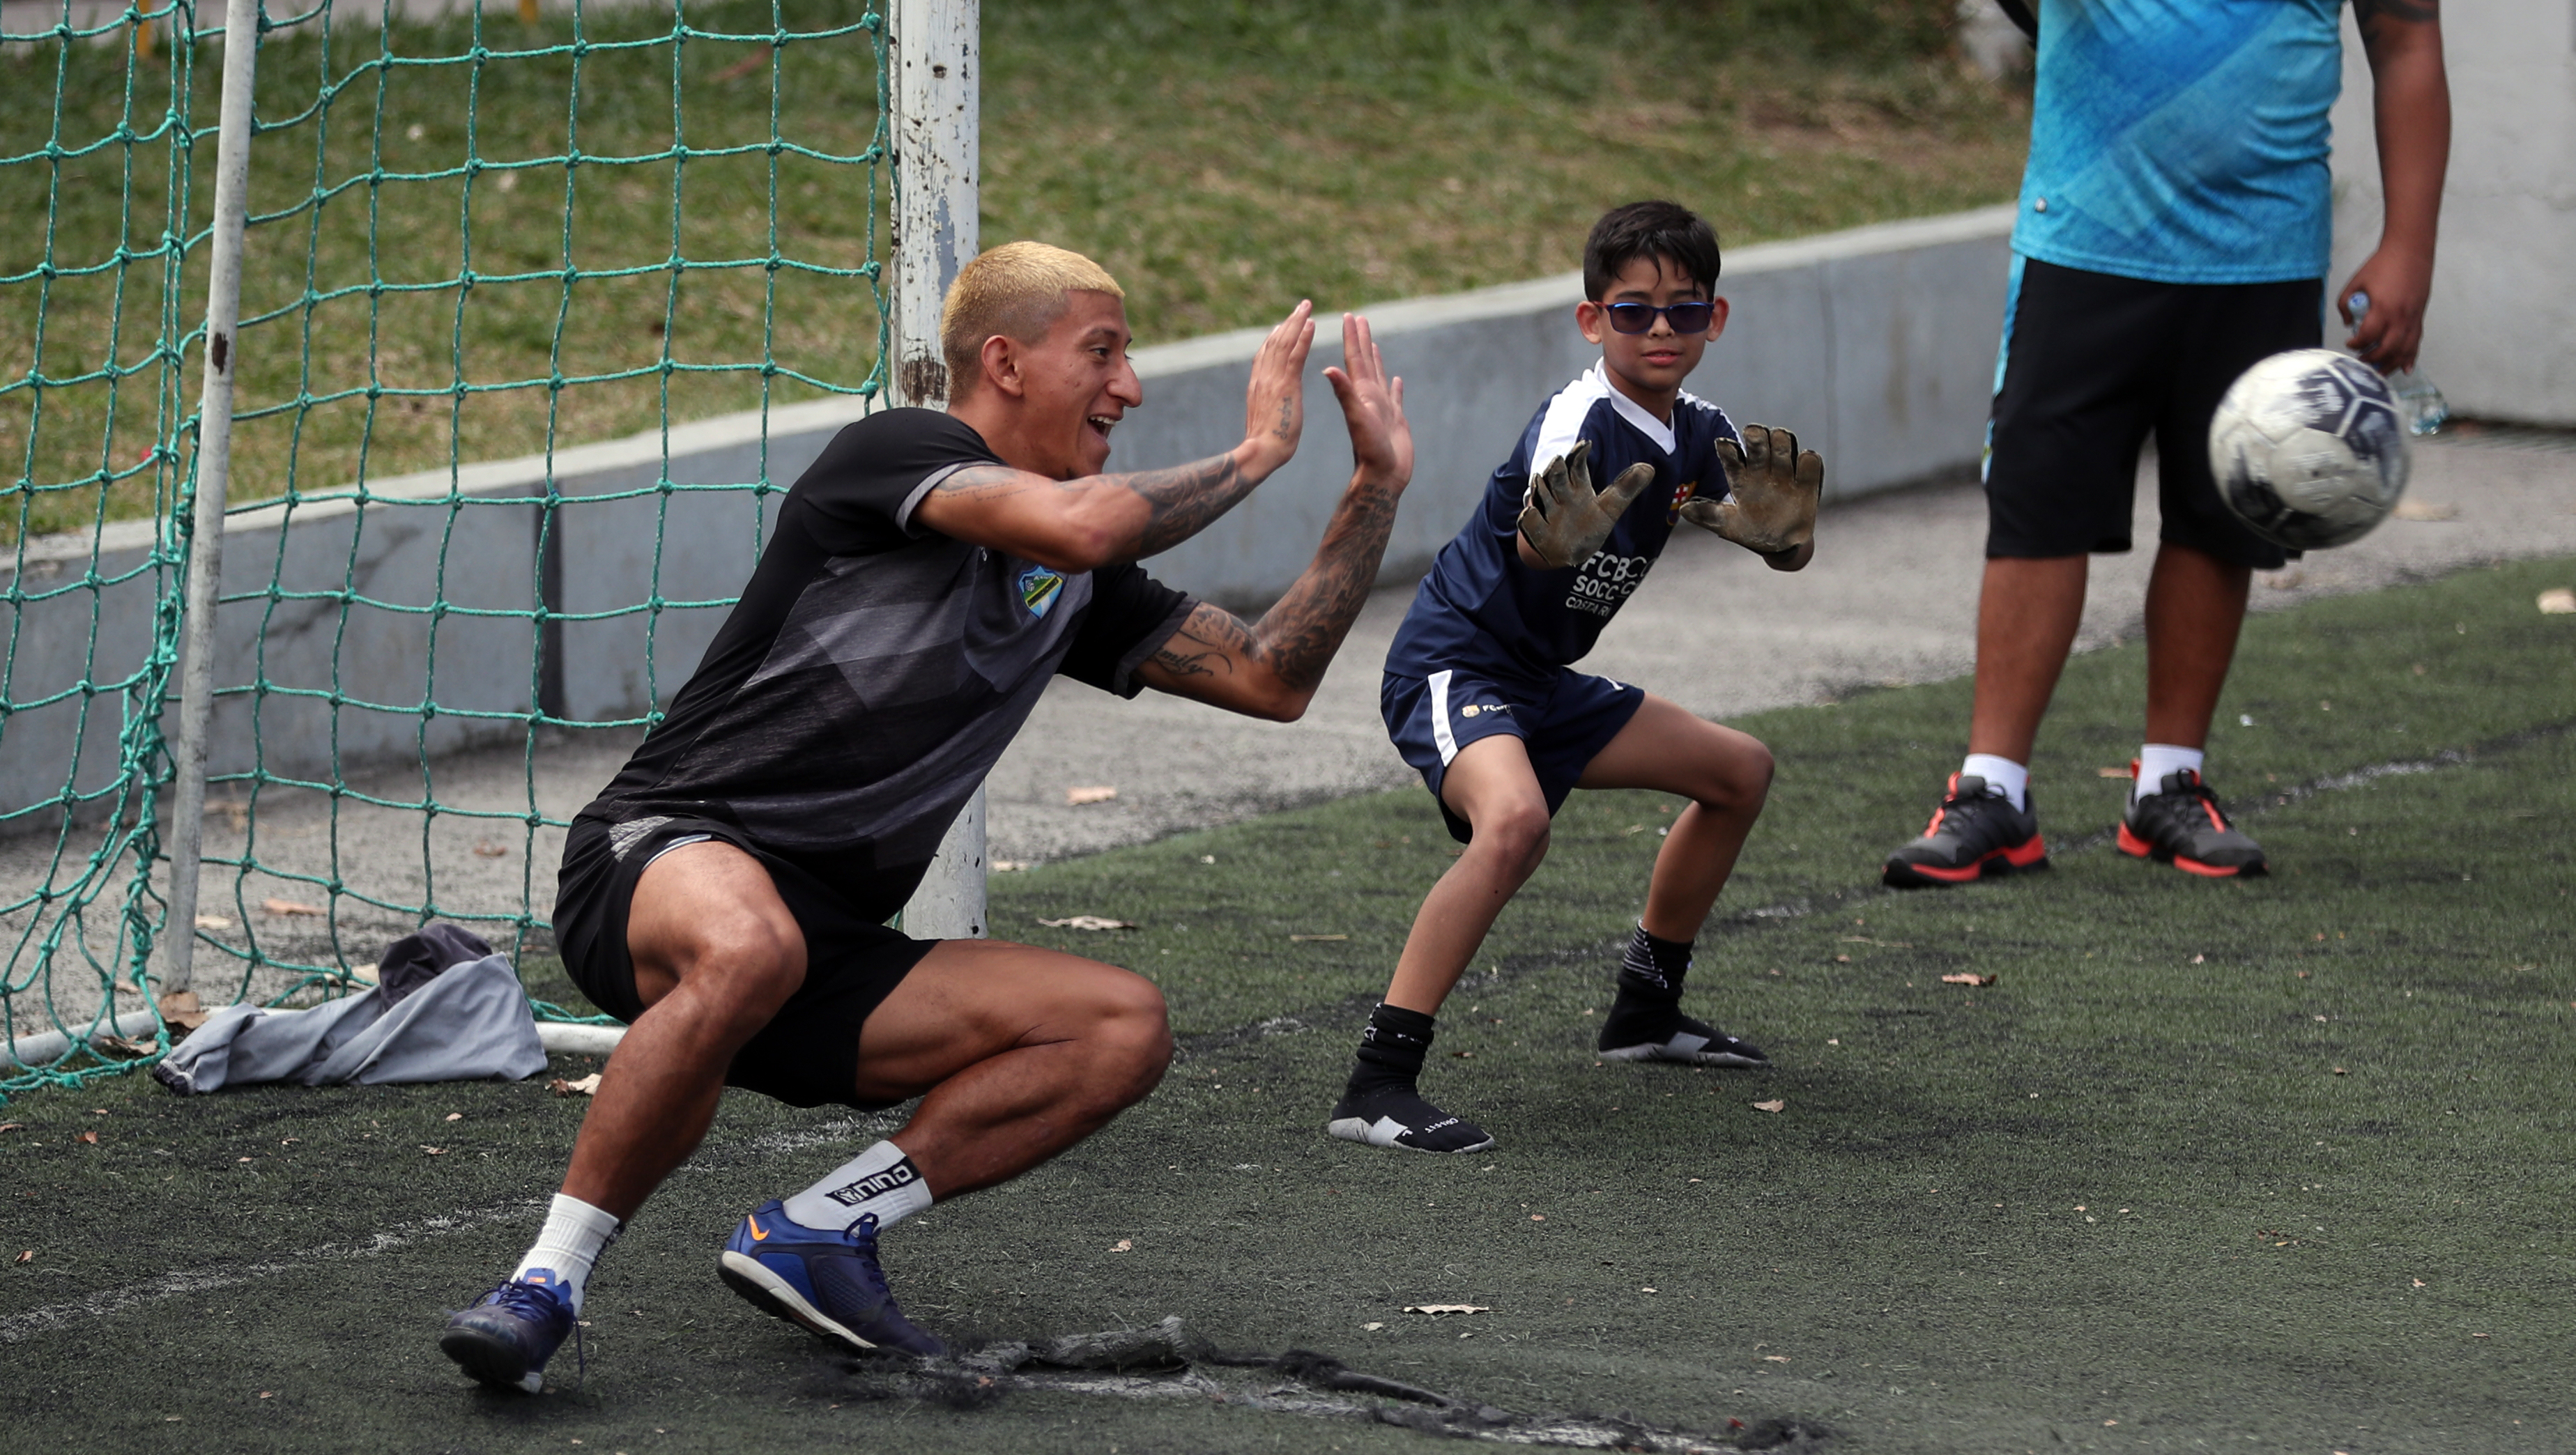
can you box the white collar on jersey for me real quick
[1588,362,1677,454]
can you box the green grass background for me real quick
[8,557,2572,1454]
[2,0,2022,541]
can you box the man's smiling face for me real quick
[1577,254,1715,403]
[1016,289,1144,479]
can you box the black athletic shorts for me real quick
[1984,256,2323,571]
[553,813,938,1110]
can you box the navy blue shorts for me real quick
[1381,666,1645,844]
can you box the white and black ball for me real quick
[2207,348,2410,551]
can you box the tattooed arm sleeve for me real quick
[1134,466,1405,721]
[912,452,1268,572]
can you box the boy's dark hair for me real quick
[1583,201,1721,302]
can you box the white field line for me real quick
[0,1199,539,1344]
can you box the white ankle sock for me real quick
[1960,754,2029,811]
[2134,744,2206,803]
[781,1139,934,1233]
[514,1193,621,1311]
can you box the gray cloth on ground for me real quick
[152,923,546,1094]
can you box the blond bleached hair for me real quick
[940,241,1126,395]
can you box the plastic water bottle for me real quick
[2347,292,2451,436]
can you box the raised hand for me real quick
[1517,440,1657,571]
[1241,300,1317,477]
[1682,423,1822,557]
[1321,311,1411,490]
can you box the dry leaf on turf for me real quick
[1289,933,1348,942]
[76,1130,98,1144]
[471,841,509,859]
[1940,973,1997,987]
[444,1112,463,1122]
[1037,916,1135,931]
[1363,1321,1385,1330]
[0,1124,22,1134]
[192,914,233,930]
[2538,588,2576,615]
[421,1146,446,1155]
[2393,499,2459,521]
[549,1074,603,1097]
[13,1251,29,1265]
[1110,1239,1133,1253]
[1404,1304,1492,1315]
[2096,766,2133,778]
[1753,1099,1786,1114]
[95,1035,160,1059]
[261,898,323,917]
[1763,1355,1791,1364]
[1065,785,1118,806]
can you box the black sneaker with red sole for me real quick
[2119,765,2267,877]
[1883,773,2049,888]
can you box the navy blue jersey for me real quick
[1385,364,1738,683]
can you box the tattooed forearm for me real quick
[932,450,1266,564]
[1241,473,1404,694]
[1124,452,1260,558]
[1145,473,1400,715]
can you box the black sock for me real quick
[1616,923,1693,1001]
[1344,1003,1436,1099]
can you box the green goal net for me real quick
[1,0,894,1100]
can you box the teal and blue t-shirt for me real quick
[2014,0,2344,285]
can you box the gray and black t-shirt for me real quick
[582,408,1194,921]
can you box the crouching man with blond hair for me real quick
[440,242,1414,1389]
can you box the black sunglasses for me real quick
[1602,300,1715,335]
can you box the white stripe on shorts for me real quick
[1429,669,1459,767]
[644,832,713,868]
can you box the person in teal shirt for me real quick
[1885,0,2448,888]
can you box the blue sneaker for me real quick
[718,1200,945,1357]
[440,1270,576,1393]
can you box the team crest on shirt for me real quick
[1016,563,1064,619]
[1667,477,1701,523]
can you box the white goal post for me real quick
[891,0,988,941]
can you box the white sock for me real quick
[2134,744,2206,803]
[1960,754,2029,811]
[781,1139,935,1233]
[513,1193,621,1312]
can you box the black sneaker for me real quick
[1883,773,2048,888]
[2119,765,2267,877]
[1597,996,1770,1068]
[1326,1084,1496,1153]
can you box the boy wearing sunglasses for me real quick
[1330,200,1822,1154]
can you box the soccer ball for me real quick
[2207,348,2410,551]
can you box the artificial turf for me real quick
[5,554,2572,1454]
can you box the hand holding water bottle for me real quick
[2347,292,2448,437]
